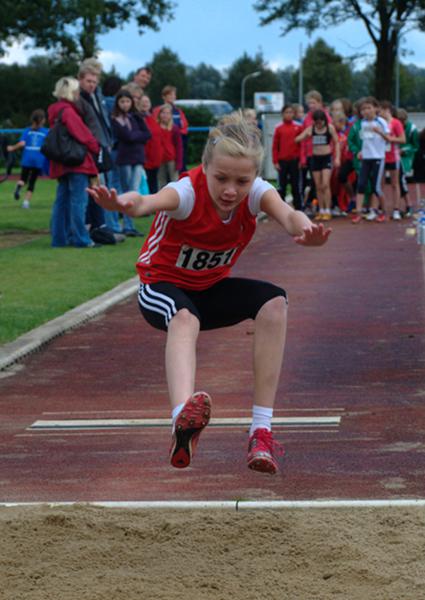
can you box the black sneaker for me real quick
[123,228,144,237]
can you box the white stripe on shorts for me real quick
[138,284,177,326]
[376,159,385,197]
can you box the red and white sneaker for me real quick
[247,428,284,475]
[170,392,211,469]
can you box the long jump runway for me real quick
[0,217,424,503]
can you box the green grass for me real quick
[0,177,152,344]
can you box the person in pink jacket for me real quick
[48,76,100,247]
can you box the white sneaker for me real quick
[366,210,377,221]
[22,199,30,209]
[392,210,401,220]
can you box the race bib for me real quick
[175,244,238,271]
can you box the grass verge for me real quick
[0,177,151,344]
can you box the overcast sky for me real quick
[1,0,424,75]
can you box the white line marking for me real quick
[41,407,346,415]
[17,428,341,438]
[29,416,341,430]
[1,500,425,509]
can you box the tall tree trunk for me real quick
[374,34,396,100]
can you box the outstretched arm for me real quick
[87,185,180,218]
[260,187,331,246]
[7,141,25,152]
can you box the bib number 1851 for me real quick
[176,245,238,270]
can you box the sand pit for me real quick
[1,505,425,599]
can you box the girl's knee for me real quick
[258,295,288,322]
[169,308,200,331]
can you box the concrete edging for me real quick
[0,276,139,372]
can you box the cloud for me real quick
[98,50,140,75]
[0,38,47,65]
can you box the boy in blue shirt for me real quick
[7,109,49,208]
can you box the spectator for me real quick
[299,91,331,213]
[296,108,340,221]
[154,86,188,171]
[111,89,151,236]
[243,108,259,127]
[132,66,152,93]
[77,58,113,230]
[102,75,126,236]
[413,128,425,184]
[351,96,389,224]
[47,76,100,248]
[398,108,419,216]
[7,109,49,209]
[140,94,163,193]
[102,76,124,114]
[331,113,353,214]
[272,104,302,210]
[293,104,305,125]
[340,97,355,123]
[379,100,406,220]
[156,103,183,189]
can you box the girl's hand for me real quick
[334,158,341,168]
[294,223,332,246]
[87,185,136,212]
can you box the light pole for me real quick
[241,71,261,109]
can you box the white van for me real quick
[174,99,234,118]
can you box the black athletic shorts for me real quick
[310,154,332,172]
[138,277,287,331]
[20,166,41,192]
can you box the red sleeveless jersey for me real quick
[136,165,257,291]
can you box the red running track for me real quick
[0,217,424,502]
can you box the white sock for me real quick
[171,403,185,427]
[250,405,273,436]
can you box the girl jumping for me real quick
[88,113,331,475]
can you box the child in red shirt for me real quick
[88,113,331,475]
[272,104,302,209]
[379,101,406,220]
[156,103,183,189]
[140,94,163,193]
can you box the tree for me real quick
[187,63,223,99]
[254,0,425,100]
[0,0,174,60]
[147,47,189,106]
[350,67,374,99]
[0,55,80,126]
[221,52,281,108]
[276,67,296,103]
[299,39,352,103]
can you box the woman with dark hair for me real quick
[111,89,151,236]
[296,109,340,221]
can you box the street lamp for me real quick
[241,71,261,109]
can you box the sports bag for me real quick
[41,109,87,166]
